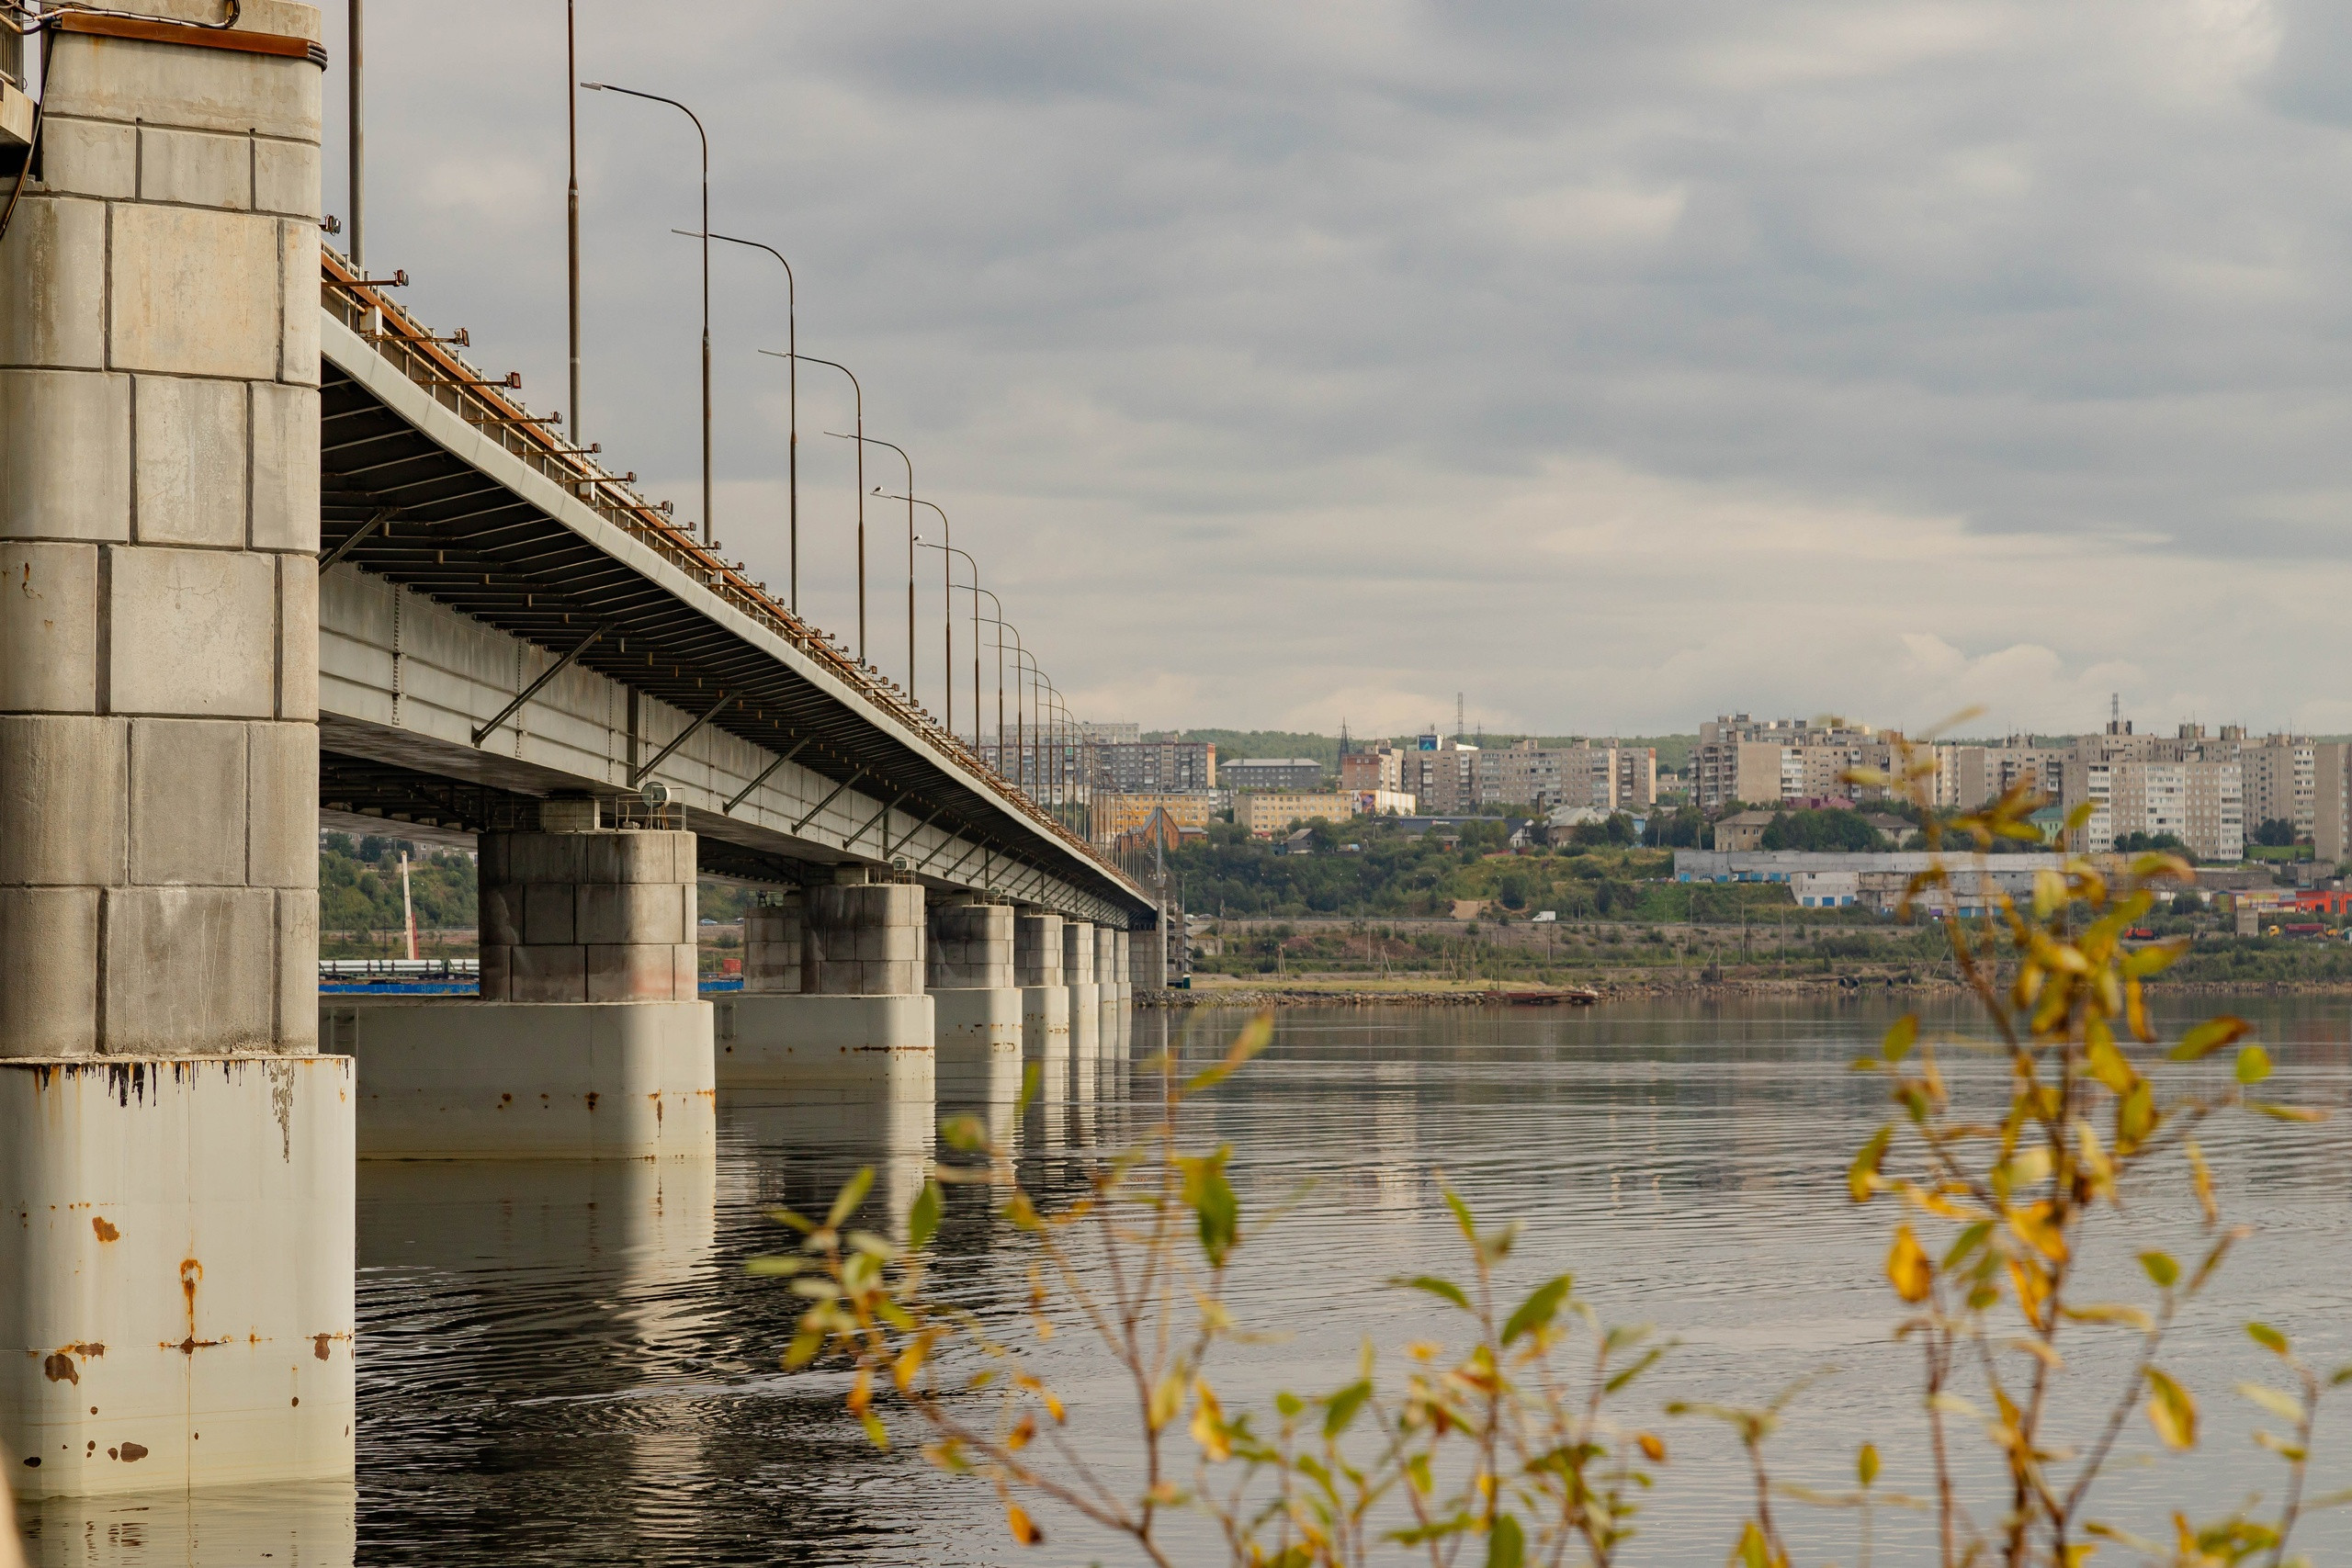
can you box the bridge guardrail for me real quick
[318,247,1125,887]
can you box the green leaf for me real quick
[1443,1184,1478,1244]
[1883,1014,1918,1064]
[908,1179,943,1252]
[2246,1322,2290,1357]
[2236,1043,2273,1085]
[1849,1125,1893,1203]
[2140,1250,2180,1290]
[745,1255,807,1276]
[1486,1513,1525,1568]
[1605,1345,1667,1394]
[1016,1060,1043,1114]
[782,1329,824,1370]
[826,1167,876,1229]
[2238,1382,2306,1424]
[861,1410,891,1450]
[1393,1274,1472,1310]
[1323,1380,1372,1439]
[1942,1220,1993,1270]
[2170,1015,2252,1062]
[1502,1274,1574,1345]
[938,1113,989,1152]
[1179,1146,1240,1269]
[1857,1441,1881,1488]
[2144,1367,2198,1450]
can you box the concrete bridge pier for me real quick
[1063,919,1101,1100]
[925,897,1022,1107]
[0,0,355,1498]
[717,868,934,1098]
[1094,926,1126,1056]
[742,891,803,994]
[1014,912,1069,1102]
[1132,912,1170,991]
[325,821,716,1158]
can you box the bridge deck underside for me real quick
[315,330,1143,919]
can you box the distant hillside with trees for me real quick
[320,833,479,932]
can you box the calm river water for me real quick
[17,997,2352,1565]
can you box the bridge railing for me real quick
[318,247,1125,885]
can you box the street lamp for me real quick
[763,350,865,661]
[916,536,981,749]
[694,231,797,611]
[828,432,917,701]
[580,80,713,548]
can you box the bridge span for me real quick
[313,253,1146,929]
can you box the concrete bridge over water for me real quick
[0,1,1162,1506]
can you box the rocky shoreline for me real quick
[1136,974,2352,1009]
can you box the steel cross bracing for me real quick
[314,250,1150,925]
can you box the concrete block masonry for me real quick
[322,998,716,1161]
[928,900,1021,1104]
[0,2,349,1505]
[0,1055,355,1499]
[478,829,698,1004]
[1064,919,1101,1066]
[715,993,936,1098]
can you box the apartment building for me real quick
[1222,757,1327,793]
[1239,790,1416,836]
[2060,750,2242,862]
[1091,739,1218,794]
[1690,716,1900,812]
[1400,739,1480,815]
[1946,739,2070,811]
[1340,743,1404,793]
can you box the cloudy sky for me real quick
[327,0,2352,740]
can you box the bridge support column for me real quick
[1063,919,1101,1095]
[326,826,715,1159]
[743,891,802,993]
[716,869,933,1096]
[1014,913,1069,1098]
[1099,926,1131,1061]
[0,2,354,1498]
[1133,911,1170,991]
[926,897,1021,1107]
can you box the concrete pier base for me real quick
[321,998,715,1160]
[715,993,936,1098]
[1019,985,1070,1100]
[0,1055,356,1499]
[1068,980,1102,1065]
[930,987,1023,1106]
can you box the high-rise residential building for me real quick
[1947,739,2070,811]
[1616,747,1658,810]
[2315,743,2351,865]
[1400,736,1480,815]
[1074,720,1143,745]
[1340,743,1404,792]
[1221,757,1327,792]
[1090,739,1218,794]
[1690,715,1898,812]
[2240,735,2315,840]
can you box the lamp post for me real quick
[972,590,1012,775]
[581,81,712,548]
[828,433,916,700]
[891,494,956,737]
[916,536,980,749]
[698,232,797,610]
[763,351,864,660]
[565,1,578,444]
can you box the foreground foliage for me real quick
[758,741,2343,1564]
